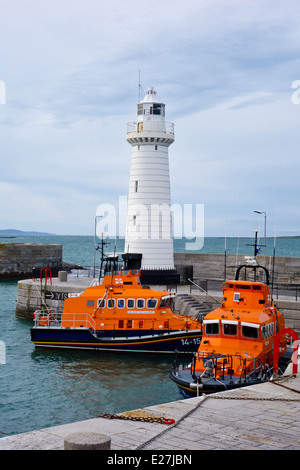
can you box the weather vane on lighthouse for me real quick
[123,86,180,285]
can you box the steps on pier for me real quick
[175,293,213,322]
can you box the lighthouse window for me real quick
[152,103,164,115]
[137,104,143,115]
[135,181,138,192]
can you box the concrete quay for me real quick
[0,361,299,451]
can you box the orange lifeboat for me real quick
[170,261,296,396]
[31,268,202,353]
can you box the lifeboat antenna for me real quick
[271,214,277,301]
[98,233,109,283]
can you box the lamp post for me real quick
[253,210,266,270]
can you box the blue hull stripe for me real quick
[31,327,201,353]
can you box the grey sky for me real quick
[0,0,299,237]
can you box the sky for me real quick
[0,0,299,238]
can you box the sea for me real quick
[0,235,299,438]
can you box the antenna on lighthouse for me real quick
[138,70,145,102]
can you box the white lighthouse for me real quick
[123,87,179,285]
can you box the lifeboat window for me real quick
[127,298,135,308]
[107,299,115,309]
[137,299,145,309]
[147,298,157,309]
[262,322,275,339]
[223,322,237,336]
[204,321,219,335]
[241,324,259,339]
[87,300,94,307]
[97,298,105,308]
[233,293,240,302]
[253,285,261,291]
[117,298,125,309]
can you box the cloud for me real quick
[0,0,299,237]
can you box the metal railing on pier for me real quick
[188,277,300,301]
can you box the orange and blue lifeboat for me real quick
[170,264,295,395]
[31,269,203,353]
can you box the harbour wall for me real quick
[11,248,300,327]
[2,243,300,284]
[0,243,63,281]
[15,276,93,319]
[174,252,300,284]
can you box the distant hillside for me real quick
[0,229,55,236]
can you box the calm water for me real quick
[0,235,299,437]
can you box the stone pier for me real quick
[0,243,63,281]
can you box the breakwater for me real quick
[174,252,300,284]
[0,243,63,280]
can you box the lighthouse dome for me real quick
[140,87,163,104]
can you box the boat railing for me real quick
[188,278,222,304]
[173,350,268,383]
[34,310,97,332]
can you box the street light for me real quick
[253,210,266,270]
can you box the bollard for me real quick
[58,271,68,282]
[64,432,111,450]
